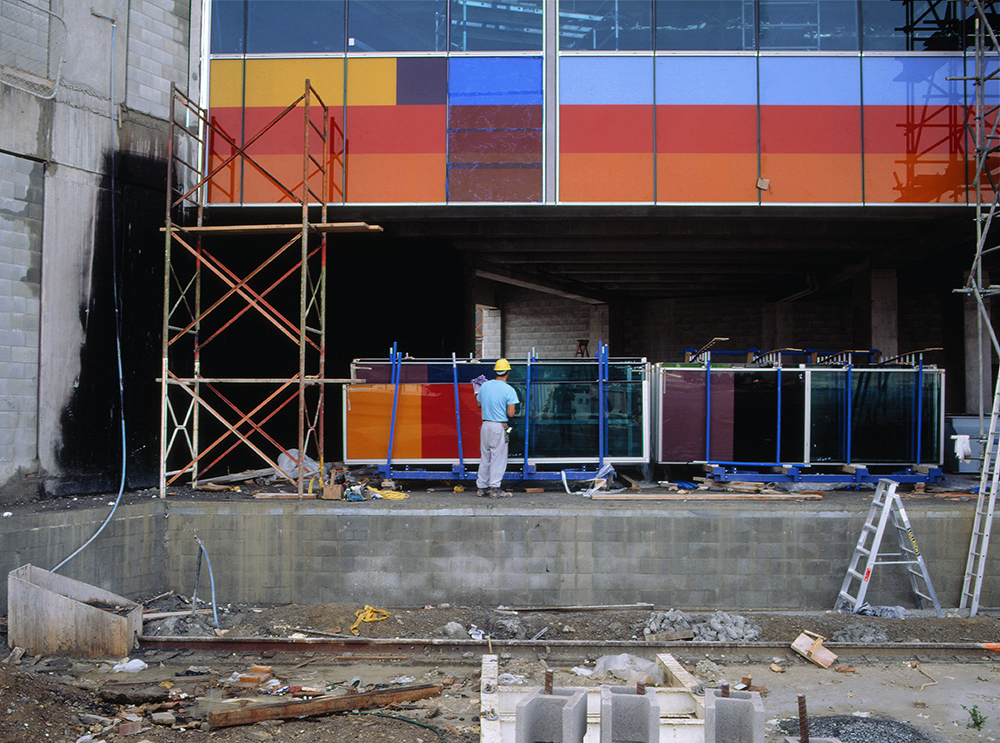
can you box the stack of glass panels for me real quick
[344,357,649,466]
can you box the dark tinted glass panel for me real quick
[246,0,345,54]
[450,0,543,51]
[861,0,970,52]
[348,0,447,51]
[810,370,941,464]
[213,0,247,53]
[732,370,805,463]
[759,0,858,51]
[655,0,754,51]
[559,0,652,51]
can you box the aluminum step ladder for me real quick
[960,373,1000,617]
[835,478,943,617]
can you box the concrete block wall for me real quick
[0,153,43,484]
[504,287,609,359]
[0,500,166,608]
[126,0,197,119]
[0,497,983,611]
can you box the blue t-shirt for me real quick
[478,379,518,422]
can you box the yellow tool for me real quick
[351,605,390,635]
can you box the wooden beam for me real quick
[207,683,443,729]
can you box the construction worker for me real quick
[476,358,518,498]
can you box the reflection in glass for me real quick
[759,0,858,51]
[246,0,345,54]
[861,0,971,52]
[348,0,447,51]
[450,0,543,51]
[559,0,652,51]
[655,0,754,51]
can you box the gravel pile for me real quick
[642,610,761,642]
[832,623,891,643]
[776,714,935,743]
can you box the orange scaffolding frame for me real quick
[159,80,380,497]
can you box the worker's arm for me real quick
[507,403,516,418]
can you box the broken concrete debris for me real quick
[642,609,762,642]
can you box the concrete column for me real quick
[515,686,587,743]
[762,302,793,351]
[704,689,765,743]
[964,270,993,416]
[853,267,898,358]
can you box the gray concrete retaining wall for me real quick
[0,497,991,611]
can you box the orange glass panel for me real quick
[560,153,653,202]
[760,153,862,203]
[656,153,758,203]
[344,385,422,461]
[346,153,446,202]
[863,152,970,204]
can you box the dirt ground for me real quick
[3,601,1000,743]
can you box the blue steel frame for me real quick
[374,342,617,482]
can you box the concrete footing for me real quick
[600,685,660,743]
[515,686,588,743]
[704,688,765,743]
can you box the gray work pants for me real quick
[477,421,508,489]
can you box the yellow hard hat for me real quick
[494,358,511,372]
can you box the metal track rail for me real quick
[139,635,1000,663]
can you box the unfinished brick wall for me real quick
[503,288,608,359]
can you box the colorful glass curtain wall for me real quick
[656,365,943,465]
[206,1,987,205]
[343,358,649,465]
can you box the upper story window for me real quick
[349,1,447,51]
[560,0,653,51]
[861,0,975,52]
[212,0,346,54]
[758,0,858,51]
[451,0,543,51]
[654,0,754,51]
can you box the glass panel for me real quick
[655,0,754,51]
[861,0,970,52]
[759,0,858,51]
[732,370,806,463]
[212,0,247,53]
[810,370,941,464]
[246,0,345,54]
[347,0,448,52]
[450,0,543,51]
[559,0,652,51]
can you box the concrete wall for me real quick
[0,498,990,612]
[0,0,198,499]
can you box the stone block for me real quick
[515,686,587,743]
[704,688,765,743]
[600,684,660,743]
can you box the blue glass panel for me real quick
[246,0,345,54]
[348,0,447,52]
[450,0,543,51]
[559,0,652,51]
[655,0,754,51]
[212,0,247,54]
[759,0,858,51]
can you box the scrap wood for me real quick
[791,631,837,669]
[254,492,317,500]
[504,603,653,612]
[143,609,211,620]
[206,683,443,729]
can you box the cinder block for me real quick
[704,688,765,743]
[600,685,660,743]
[515,686,587,743]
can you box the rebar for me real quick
[797,693,809,743]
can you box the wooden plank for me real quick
[206,683,443,729]
[253,493,317,500]
[590,493,823,501]
[504,603,653,613]
[791,631,837,669]
[143,609,211,620]
[164,222,382,235]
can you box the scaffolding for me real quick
[160,80,380,497]
[954,1,1000,614]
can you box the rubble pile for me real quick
[832,623,891,644]
[642,610,761,642]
